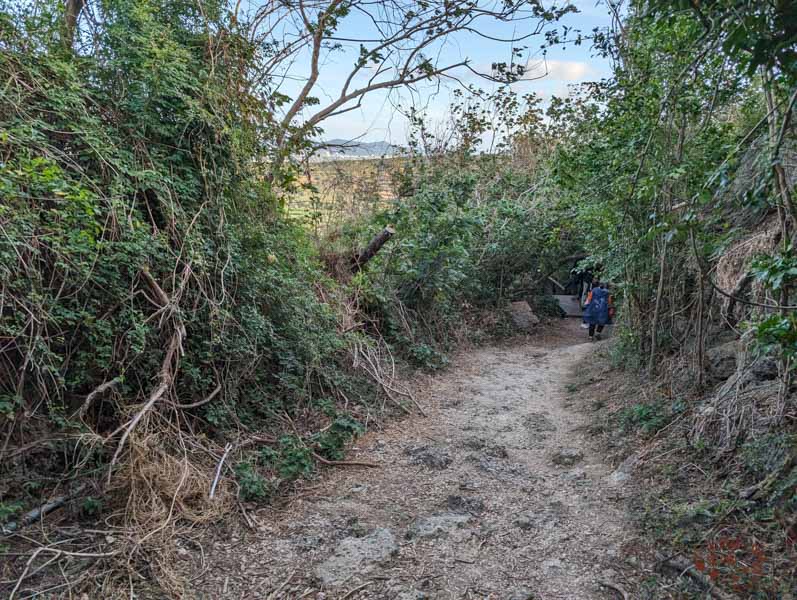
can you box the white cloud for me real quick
[522,59,596,81]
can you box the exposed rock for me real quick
[462,437,486,450]
[406,445,452,469]
[708,339,778,387]
[563,468,587,482]
[706,341,738,383]
[525,412,557,433]
[751,356,778,381]
[485,444,508,458]
[446,495,485,515]
[507,588,535,600]
[408,514,471,539]
[315,528,398,585]
[542,558,565,572]
[394,589,429,600]
[606,452,640,486]
[509,301,540,332]
[551,448,584,467]
[472,455,525,479]
[513,514,536,531]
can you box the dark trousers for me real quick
[588,324,604,337]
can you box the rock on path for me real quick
[183,329,629,599]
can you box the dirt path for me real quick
[184,324,631,599]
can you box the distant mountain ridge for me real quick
[312,139,401,160]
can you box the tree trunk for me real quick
[648,239,668,374]
[64,0,85,47]
[351,226,395,273]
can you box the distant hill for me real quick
[312,139,402,161]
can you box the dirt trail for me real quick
[185,323,630,599]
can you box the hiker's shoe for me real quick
[595,333,602,341]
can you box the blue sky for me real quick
[273,1,614,145]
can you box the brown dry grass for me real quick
[575,336,795,599]
[714,214,780,311]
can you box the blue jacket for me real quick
[584,287,610,325]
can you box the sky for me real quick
[267,0,615,145]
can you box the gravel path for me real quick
[183,325,630,599]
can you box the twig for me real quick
[267,569,296,600]
[598,580,629,600]
[739,455,795,500]
[209,443,234,499]
[656,553,735,600]
[341,581,372,599]
[9,547,118,600]
[237,500,256,530]
[73,377,122,419]
[106,327,183,484]
[173,384,221,410]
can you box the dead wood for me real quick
[351,225,395,273]
[106,266,189,484]
[598,580,629,600]
[739,455,795,500]
[0,489,80,534]
[72,376,122,419]
[210,443,234,499]
[656,553,735,600]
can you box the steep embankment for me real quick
[181,323,633,599]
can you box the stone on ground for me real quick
[405,444,452,469]
[315,528,398,585]
[508,301,540,332]
[551,447,584,466]
[408,513,470,538]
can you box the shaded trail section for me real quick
[185,324,630,599]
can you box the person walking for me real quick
[583,282,610,341]
[579,267,594,308]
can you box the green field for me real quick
[286,156,404,229]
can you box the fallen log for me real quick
[1,484,86,534]
[352,226,395,273]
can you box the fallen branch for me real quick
[209,443,234,500]
[2,494,69,535]
[73,377,122,419]
[656,553,735,600]
[351,225,395,273]
[173,383,222,410]
[739,455,795,500]
[598,580,629,600]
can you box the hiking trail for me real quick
[183,322,631,599]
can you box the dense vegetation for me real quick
[0,0,570,594]
[1,0,795,596]
[546,1,797,595]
